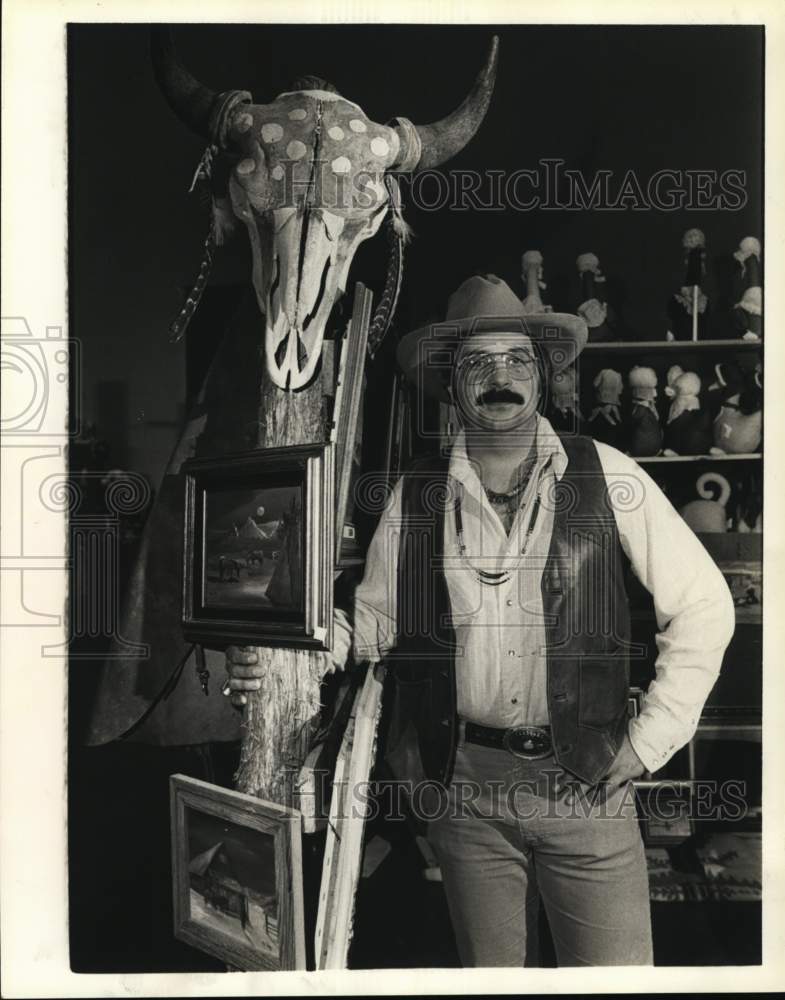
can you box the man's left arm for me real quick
[595,443,736,778]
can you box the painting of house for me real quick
[187,816,279,957]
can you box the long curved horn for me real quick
[150,26,243,143]
[392,35,499,171]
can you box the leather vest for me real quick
[382,435,632,800]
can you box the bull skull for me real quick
[152,28,499,390]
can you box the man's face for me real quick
[452,331,541,432]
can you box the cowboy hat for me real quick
[396,274,588,400]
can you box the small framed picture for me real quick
[170,775,305,971]
[638,784,694,846]
[627,686,645,719]
[182,444,333,648]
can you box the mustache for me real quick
[476,387,525,406]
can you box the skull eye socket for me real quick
[274,334,308,370]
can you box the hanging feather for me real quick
[387,174,414,244]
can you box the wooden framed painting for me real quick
[182,443,333,649]
[170,775,305,971]
[637,783,694,846]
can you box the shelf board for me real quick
[631,604,761,626]
[633,779,695,789]
[583,338,762,352]
[634,452,761,464]
[694,723,762,742]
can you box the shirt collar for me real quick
[449,414,568,488]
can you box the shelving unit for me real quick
[583,332,763,841]
[635,453,760,464]
[694,722,761,743]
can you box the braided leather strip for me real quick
[367,202,405,358]
[169,216,216,343]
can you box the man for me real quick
[227,274,735,967]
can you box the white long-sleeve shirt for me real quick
[353,415,736,774]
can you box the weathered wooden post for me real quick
[233,370,332,805]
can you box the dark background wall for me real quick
[69,23,762,485]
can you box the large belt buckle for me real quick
[503,725,552,760]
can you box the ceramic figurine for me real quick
[576,252,616,342]
[711,363,762,455]
[587,368,624,448]
[732,469,762,533]
[679,472,731,533]
[667,228,708,341]
[547,367,584,435]
[626,365,662,456]
[663,365,712,455]
[706,360,745,421]
[520,250,552,315]
[733,236,762,341]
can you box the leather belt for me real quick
[463,720,553,760]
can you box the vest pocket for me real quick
[385,675,432,786]
[578,656,628,731]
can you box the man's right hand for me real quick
[224,608,354,708]
[224,645,263,709]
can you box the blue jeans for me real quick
[426,735,653,967]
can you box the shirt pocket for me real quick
[443,564,484,622]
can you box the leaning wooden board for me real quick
[314,662,387,969]
[332,283,373,565]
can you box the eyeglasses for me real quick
[456,351,538,379]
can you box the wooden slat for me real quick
[314,662,387,969]
[332,284,374,563]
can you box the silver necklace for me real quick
[481,449,538,506]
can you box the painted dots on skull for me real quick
[286,139,307,160]
[260,122,283,143]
